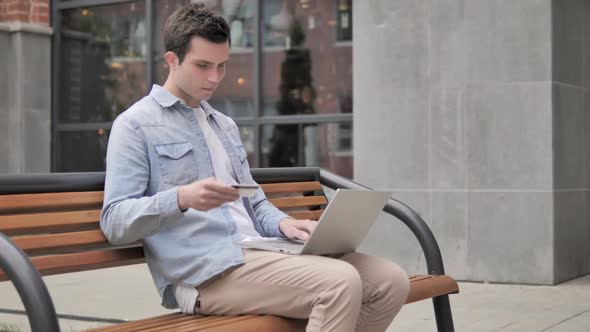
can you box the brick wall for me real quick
[0,0,50,26]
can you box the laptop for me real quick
[239,189,392,255]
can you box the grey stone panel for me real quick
[431,191,467,278]
[0,30,52,174]
[585,92,590,189]
[0,32,14,173]
[586,191,590,274]
[466,191,554,284]
[428,0,466,88]
[354,0,431,190]
[463,0,552,82]
[465,82,553,190]
[554,190,587,283]
[21,33,51,109]
[3,33,22,173]
[359,190,430,276]
[0,33,12,110]
[552,0,585,86]
[354,87,429,190]
[23,109,51,173]
[353,0,429,91]
[20,32,51,173]
[584,1,590,90]
[430,86,466,189]
[553,83,585,190]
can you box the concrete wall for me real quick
[0,23,52,173]
[552,0,590,283]
[354,0,589,284]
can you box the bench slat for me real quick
[85,314,306,332]
[259,181,322,194]
[85,313,208,332]
[141,315,259,332]
[0,192,103,214]
[0,210,100,235]
[11,230,108,253]
[0,247,144,281]
[287,210,324,220]
[267,196,327,209]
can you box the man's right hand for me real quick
[177,177,240,211]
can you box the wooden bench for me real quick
[0,167,459,332]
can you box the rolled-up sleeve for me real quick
[251,193,289,237]
[100,115,183,245]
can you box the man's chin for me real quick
[200,92,213,101]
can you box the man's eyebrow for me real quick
[192,59,230,65]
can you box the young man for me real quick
[100,4,409,332]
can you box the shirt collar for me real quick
[149,84,215,117]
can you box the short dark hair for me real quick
[164,3,230,64]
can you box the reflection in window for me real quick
[223,0,255,49]
[262,0,352,116]
[238,126,256,165]
[260,0,353,177]
[261,123,352,178]
[335,0,352,42]
[59,130,110,172]
[60,2,147,124]
[262,124,300,167]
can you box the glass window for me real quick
[59,2,147,123]
[238,125,256,165]
[53,0,353,172]
[59,130,110,172]
[261,0,352,116]
[261,122,353,177]
[153,0,255,117]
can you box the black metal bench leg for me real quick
[433,295,455,332]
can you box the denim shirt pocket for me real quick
[154,141,197,185]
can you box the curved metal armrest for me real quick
[319,169,446,275]
[0,233,60,332]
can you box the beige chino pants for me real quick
[196,249,410,332]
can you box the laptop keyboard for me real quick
[253,239,305,252]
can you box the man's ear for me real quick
[164,51,179,71]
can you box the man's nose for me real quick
[208,70,221,84]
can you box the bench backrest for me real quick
[0,181,326,281]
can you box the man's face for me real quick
[168,36,229,105]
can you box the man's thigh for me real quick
[196,249,359,318]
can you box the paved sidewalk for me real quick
[0,264,589,331]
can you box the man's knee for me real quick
[378,261,410,305]
[321,260,363,303]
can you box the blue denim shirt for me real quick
[100,85,289,309]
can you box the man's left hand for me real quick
[278,218,318,241]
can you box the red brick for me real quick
[0,0,50,24]
[5,12,27,22]
[30,5,47,15]
[7,2,29,12]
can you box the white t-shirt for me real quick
[192,107,261,239]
